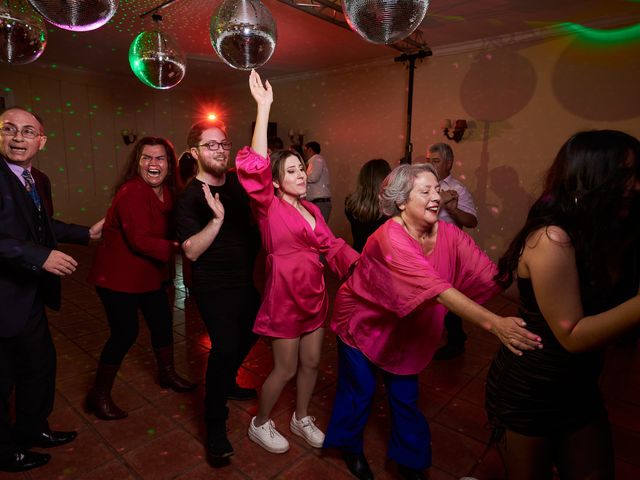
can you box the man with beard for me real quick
[175,119,261,463]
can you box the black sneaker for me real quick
[227,385,257,401]
[433,343,465,360]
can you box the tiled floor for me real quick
[2,244,639,479]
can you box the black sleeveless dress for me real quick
[485,277,607,437]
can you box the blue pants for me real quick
[324,339,432,470]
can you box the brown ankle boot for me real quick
[154,345,197,393]
[86,362,127,420]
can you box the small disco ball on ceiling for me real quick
[210,0,277,71]
[129,30,186,90]
[0,2,47,65]
[342,0,429,45]
[27,0,118,32]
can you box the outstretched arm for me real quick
[249,69,273,158]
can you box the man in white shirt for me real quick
[303,141,332,221]
[426,143,478,360]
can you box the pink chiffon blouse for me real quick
[235,147,359,338]
[331,219,501,375]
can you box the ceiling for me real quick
[26,0,640,89]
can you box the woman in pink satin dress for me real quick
[236,70,358,454]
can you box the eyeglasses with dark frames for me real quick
[0,124,42,139]
[199,140,232,151]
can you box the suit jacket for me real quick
[0,157,89,337]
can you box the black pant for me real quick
[0,302,55,460]
[444,311,467,346]
[195,286,259,427]
[96,287,173,365]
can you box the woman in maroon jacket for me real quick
[86,137,196,420]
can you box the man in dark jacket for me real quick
[0,107,103,472]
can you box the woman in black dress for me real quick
[485,130,640,479]
[344,159,391,252]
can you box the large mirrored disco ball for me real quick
[0,2,47,65]
[129,30,186,89]
[342,0,429,44]
[27,0,118,32]
[210,0,277,70]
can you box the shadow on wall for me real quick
[459,48,537,253]
[477,165,534,257]
[553,37,640,121]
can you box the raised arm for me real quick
[249,69,272,158]
[180,183,225,262]
[522,226,640,352]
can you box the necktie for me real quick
[22,168,42,211]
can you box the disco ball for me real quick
[0,2,47,65]
[129,30,186,90]
[342,0,429,45]
[27,0,118,32]
[210,0,277,71]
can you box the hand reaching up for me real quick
[249,69,273,107]
[202,183,225,224]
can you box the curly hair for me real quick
[379,163,438,217]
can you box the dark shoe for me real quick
[207,420,233,460]
[0,450,50,472]
[86,362,128,420]
[227,384,257,401]
[433,343,465,360]
[342,451,374,480]
[18,430,77,449]
[154,346,198,393]
[397,464,426,480]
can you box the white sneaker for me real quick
[248,417,290,453]
[289,412,325,448]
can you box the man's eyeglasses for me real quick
[199,140,232,151]
[0,124,42,139]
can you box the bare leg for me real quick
[254,337,299,426]
[496,429,554,480]
[555,417,614,480]
[295,328,324,419]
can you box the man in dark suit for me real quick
[0,107,103,472]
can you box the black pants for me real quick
[444,311,467,346]
[96,287,173,365]
[0,302,55,460]
[195,286,259,427]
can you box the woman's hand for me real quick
[491,316,543,356]
[202,183,224,224]
[249,69,273,107]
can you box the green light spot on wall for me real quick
[58,167,65,172]
[87,165,92,169]
[69,110,75,115]
[4,87,12,92]
[80,207,87,212]
[75,132,81,137]
[49,132,56,137]
[55,212,62,217]
[97,132,103,136]
[559,22,640,44]
[146,428,156,436]
[65,102,72,107]
[34,96,41,101]
[51,64,57,69]
[69,146,76,151]
[77,188,84,193]
[92,104,98,109]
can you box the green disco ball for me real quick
[129,29,185,89]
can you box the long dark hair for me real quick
[496,130,640,308]
[113,136,178,197]
[345,159,391,223]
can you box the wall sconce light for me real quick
[288,129,305,146]
[121,129,138,146]
[441,119,468,143]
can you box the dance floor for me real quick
[2,244,638,479]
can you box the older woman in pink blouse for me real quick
[324,163,542,480]
[236,71,359,454]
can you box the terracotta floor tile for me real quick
[81,458,138,479]
[123,429,204,480]
[433,398,492,444]
[231,435,307,479]
[277,451,353,479]
[429,422,486,478]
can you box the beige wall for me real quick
[2,32,638,260]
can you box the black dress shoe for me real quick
[342,451,374,480]
[0,450,50,472]
[206,433,234,459]
[397,464,426,480]
[18,430,78,449]
[226,385,257,401]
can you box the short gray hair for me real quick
[427,142,454,163]
[380,163,438,217]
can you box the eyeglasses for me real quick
[199,140,232,151]
[0,124,42,139]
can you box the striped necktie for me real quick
[22,168,42,211]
